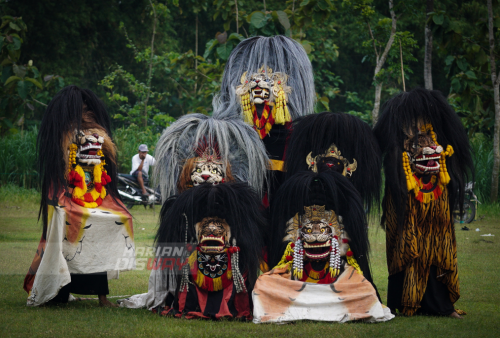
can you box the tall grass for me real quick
[0,127,38,189]
[0,183,40,205]
[113,124,161,173]
[470,133,495,202]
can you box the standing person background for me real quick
[131,144,156,196]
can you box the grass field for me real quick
[0,194,499,337]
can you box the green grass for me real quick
[1,196,499,337]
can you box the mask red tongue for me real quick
[427,160,436,166]
[89,150,97,156]
[326,163,334,168]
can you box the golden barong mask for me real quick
[235,66,292,126]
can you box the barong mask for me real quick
[236,66,292,138]
[195,217,231,254]
[194,217,231,280]
[177,140,232,193]
[269,172,372,285]
[215,36,315,139]
[401,123,454,204]
[191,144,225,187]
[154,113,269,200]
[306,144,357,177]
[65,113,116,209]
[374,88,474,230]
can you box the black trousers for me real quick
[52,272,109,303]
[387,265,455,316]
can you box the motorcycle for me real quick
[117,173,161,210]
[453,181,480,224]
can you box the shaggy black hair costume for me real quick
[155,182,266,291]
[373,88,474,230]
[374,88,474,316]
[37,85,120,237]
[285,112,381,209]
[268,171,374,287]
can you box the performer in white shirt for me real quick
[130,144,156,195]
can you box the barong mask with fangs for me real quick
[65,113,116,208]
[191,146,225,187]
[194,217,231,278]
[281,205,354,281]
[285,206,348,262]
[401,122,454,203]
[177,141,231,193]
[235,66,292,138]
[306,144,357,177]
[236,66,291,107]
[404,124,443,177]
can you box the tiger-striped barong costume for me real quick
[384,187,459,316]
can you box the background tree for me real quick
[487,0,500,202]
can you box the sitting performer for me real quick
[155,183,265,320]
[214,35,316,201]
[119,113,269,310]
[374,88,473,318]
[255,172,394,323]
[284,111,381,210]
[24,86,135,307]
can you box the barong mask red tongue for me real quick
[74,130,105,166]
[404,129,443,177]
[301,220,332,261]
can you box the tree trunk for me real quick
[195,14,198,94]
[371,0,397,124]
[235,1,239,34]
[372,82,383,124]
[424,0,433,90]
[492,84,500,202]
[488,0,500,202]
[144,0,157,127]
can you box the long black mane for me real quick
[268,171,373,285]
[285,112,381,210]
[373,88,474,231]
[37,85,120,236]
[155,183,266,289]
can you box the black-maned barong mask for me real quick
[195,217,231,254]
[306,143,357,177]
[401,123,454,204]
[403,124,443,177]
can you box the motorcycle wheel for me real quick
[126,203,134,210]
[453,199,476,224]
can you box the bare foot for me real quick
[449,311,463,319]
[98,295,118,307]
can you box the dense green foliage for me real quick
[113,124,161,173]
[1,0,499,199]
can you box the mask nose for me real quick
[430,145,437,150]
[201,174,210,181]
[93,133,99,138]
[255,79,260,84]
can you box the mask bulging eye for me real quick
[321,228,325,232]
[197,168,201,173]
